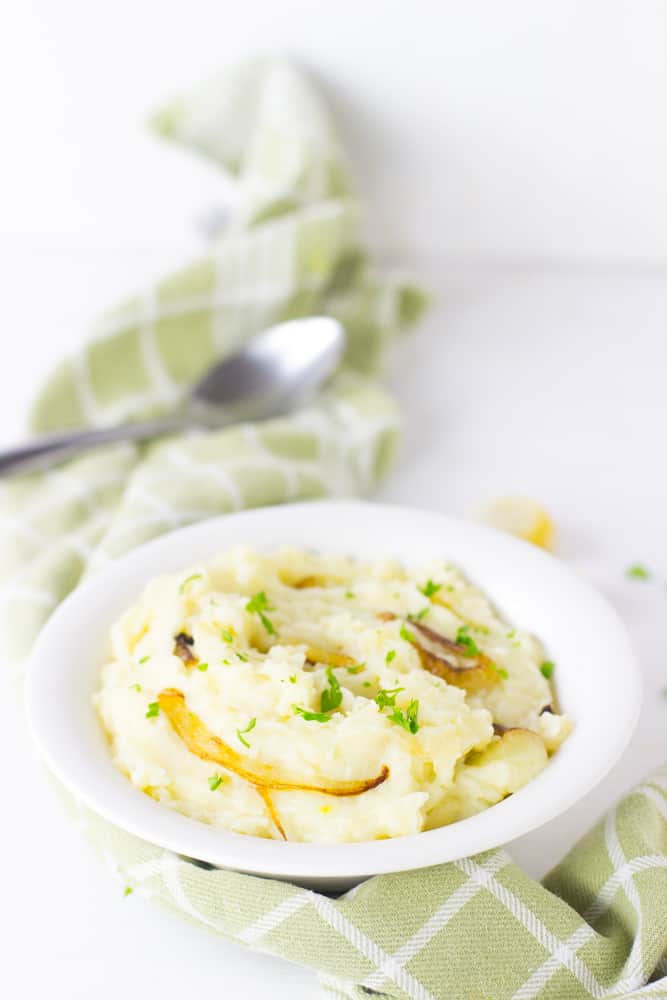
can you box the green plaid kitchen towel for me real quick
[70,768,667,1000]
[0,59,426,662]
[5,60,666,999]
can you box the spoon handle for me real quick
[0,414,191,477]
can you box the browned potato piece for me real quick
[128,621,150,653]
[158,688,389,798]
[411,621,501,693]
[256,788,287,840]
[465,728,547,784]
[293,575,322,589]
[304,645,357,669]
[287,573,344,589]
[173,632,197,666]
[280,642,357,669]
[426,729,548,827]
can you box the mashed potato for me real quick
[94,547,571,843]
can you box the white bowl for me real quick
[25,500,641,891]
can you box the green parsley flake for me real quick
[236,717,257,748]
[289,674,297,683]
[400,623,416,644]
[626,564,650,581]
[420,579,442,598]
[346,663,365,674]
[293,705,331,723]
[345,591,356,599]
[455,626,480,657]
[138,655,150,664]
[389,699,420,734]
[124,886,133,897]
[221,628,234,643]
[540,660,555,679]
[492,664,509,679]
[245,591,276,635]
[236,652,249,662]
[321,668,343,713]
[197,662,209,672]
[375,686,404,710]
[179,573,202,593]
[386,650,396,664]
[408,607,430,623]
[208,774,223,791]
[145,702,160,719]
[130,683,142,692]
[362,681,372,688]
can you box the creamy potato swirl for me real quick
[94,547,571,843]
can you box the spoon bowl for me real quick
[190,317,345,425]
[0,317,346,477]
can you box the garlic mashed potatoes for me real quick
[95,547,571,843]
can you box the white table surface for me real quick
[2,250,666,998]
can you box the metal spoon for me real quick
[0,316,345,477]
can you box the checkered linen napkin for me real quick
[6,60,667,1000]
[69,766,667,1000]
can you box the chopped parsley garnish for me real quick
[492,663,509,679]
[362,681,372,688]
[400,623,416,644]
[386,650,396,664]
[345,591,356,599]
[375,686,404,710]
[626,564,650,580]
[455,625,480,657]
[124,886,133,897]
[389,699,420,734]
[236,652,248,662]
[197,662,209,672]
[420,579,442,598]
[293,705,331,723]
[208,774,223,791]
[289,674,297,683]
[138,655,150,664]
[145,702,160,719]
[408,607,430,623]
[179,573,202,593]
[221,627,234,643]
[540,660,555,679]
[321,668,343,713]
[236,717,257,748]
[130,683,142,692]
[346,663,365,674]
[245,591,276,635]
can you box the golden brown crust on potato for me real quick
[411,621,502,693]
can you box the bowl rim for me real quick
[25,499,642,881]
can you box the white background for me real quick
[4,0,667,263]
[2,3,667,998]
